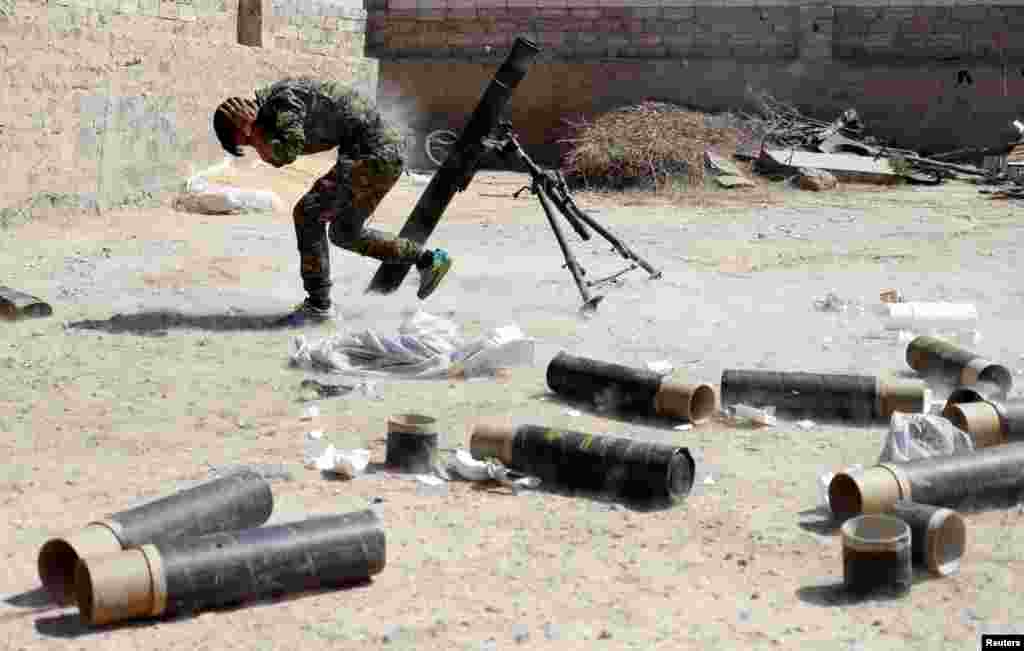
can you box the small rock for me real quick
[738,608,752,623]
[512,623,530,643]
[382,624,402,643]
[543,622,560,641]
[598,629,613,640]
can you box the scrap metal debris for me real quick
[738,94,999,186]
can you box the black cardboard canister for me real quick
[546,351,717,424]
[75,509,386,627]
[906,336,1012,397]
[38,470,273,605]
[385,414,439,473]
[887,501,966,577]
[829,441,1024,518]
[720,369,926,421]
[469,420,695,503]
[841,514,912,596]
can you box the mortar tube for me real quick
[469,420,695,502]
[829,440,1024,518]
[75,510,386,627]
[887,501,966,577]
[720,370,925,422]
[39,469,273,605]
[546,351,716,424]
[905,335,1012,396]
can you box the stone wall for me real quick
[0,0,373,212]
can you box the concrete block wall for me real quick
[0,0,374,212]
[370,1,1024,162]
[367,2,804,61]
[834,5,1023,63]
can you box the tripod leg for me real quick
[569,206,663,279]
[536,187,603,313]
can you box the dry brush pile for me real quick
[558,101,745,191]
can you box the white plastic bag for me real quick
[288,310,535,378]
[878,412,975,464]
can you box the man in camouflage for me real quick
[213,78,452,326]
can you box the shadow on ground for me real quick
[528,391,692,431]
[797,567,943,608]
[34,580,374,639]
[67,310,301,335]
[335,459,685,513]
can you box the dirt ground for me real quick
[2,152,1024,651]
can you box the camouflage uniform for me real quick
[252,78,424,307]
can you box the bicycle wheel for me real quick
[425,129,458,167]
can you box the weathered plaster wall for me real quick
[0,0,373,213]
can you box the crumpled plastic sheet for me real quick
[878,411,976,464]
[448,449,540,491]
[289,310,536,379]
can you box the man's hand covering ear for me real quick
[222,97,259,136]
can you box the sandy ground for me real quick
[3,153,1024,651]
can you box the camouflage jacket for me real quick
[253,78,403,167]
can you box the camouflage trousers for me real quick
[292,144,423,306]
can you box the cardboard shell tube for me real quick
[833,442,1024,518]
[38,470,273,606]
[829,464,911,518]
[905,336,1012,396]
[654,379,716,424]
[37,521,123,606]
[468,420,517,465]
[75,544,167,626]
[469,421,695,502]
[875,378,929,419]
[943,402,1006,448]
[385,414,439,473]
[545,351,715,424]
[887,501,966,577]
[75,511,385,627]
[840,515,913,595]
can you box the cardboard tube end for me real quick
[945,402,1004,448]
[830,467,904,518]
[978,365,1013,396]
[926,509,966,577]
[655,380,716,424]
[75,547,158,627]
[387,413,437,434]
[878,380,927,417]
[468,420,517,465]
[38,523,123,606]
[667,449,696,497]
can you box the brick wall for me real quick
[367,2,803,61]
[367,1,1024,64]
[0,0,373,211]
[371,2,1024,163]
[834,5,1023,63]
